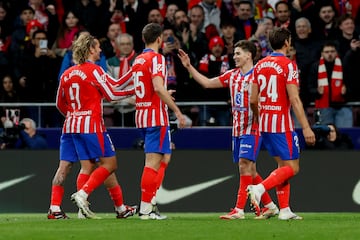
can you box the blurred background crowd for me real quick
[0,0,360,129]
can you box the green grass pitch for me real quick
[1,213,360,240]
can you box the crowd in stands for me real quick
[0,0,360,128]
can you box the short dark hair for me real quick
[275,0,289,11]
[239,0,253,8]
[142,23,162,44]
[268,27,291,50]
[234,40,257,61]
[322,40,338,51]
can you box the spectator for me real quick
[343,39,360,126]
[188,5,208,65]
[99,22,122,59]
[0,75,22,129]
[250,17,274,58]
[52,10,83,59]
[293,17,322,107]
[335,14,358,60]
[91,0,114,39]
[198,0,221,34]
[163,3,178,29]
[124,0,159,52]
[253,0,275,21]
[312,123,354,150]
[10,6,35,84]
[173,9,190,45]
[343,38,360,101]
[28,0,58,46]
[332,0,360,18]
[220,0,242,25]
[220,20,239,69]
[148,8,163,25]
[14,118,48,149]
[72,0,97,36]
[0,2,13,41]
[197,36,231,126]
[309,41,353,128]
[19,29,60,127]
[59,30,107,80]
[312,2,338,41]
[0,25,10,81]
[234,0,258,40]
[274,1,292,31]
[106,33,137,127]
[290,0,317,27]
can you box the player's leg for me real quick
[151,153,170,217]
[71,133,116,218]
[103,173,138,218]
[48,134,77,219]
[253,172,279,219]
[48,160,72,219]
[139,126,171,220]
[220,136,256,220]
[247,132,300,218]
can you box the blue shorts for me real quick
[232,134,262,163]
[60,133,116,162]
[262,132,300,160]
[141,126,171,154]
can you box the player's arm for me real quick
[287,83,315,146]
[92,68,135,101]
[104,66,134,89]
[55,79,68,116]
[250,82,259,124]
[178,49,222,88]
[153,76,186,128]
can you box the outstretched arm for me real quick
[177,49,223,88]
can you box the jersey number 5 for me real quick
[258,74,278,102]
[133,71,145,98]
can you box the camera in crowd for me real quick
[312,124,330,143]
[0,109,24,148]
[0,123,26,148]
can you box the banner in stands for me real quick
[0,150,359,213]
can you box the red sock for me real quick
[107,184,124,207]
[82,167,111,195]
[253,174,272,205]
[155,162,168,189]
[141,167,158,203]
[276,181,290,209]
[50,185,64,206]
[262,166,294,191]
[77,173,90,191]
[235,175,252,209]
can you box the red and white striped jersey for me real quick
[57,62,134,133]
[253,53,299,133]
[131,49,169,128]
[218,68,259,137]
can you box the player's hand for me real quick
[168,89,176,100]
[303,127,316,146]
[317,86,324,94]
[175,111,187,129]
[177,49,191,68]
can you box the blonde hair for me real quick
[72,33,97,64]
